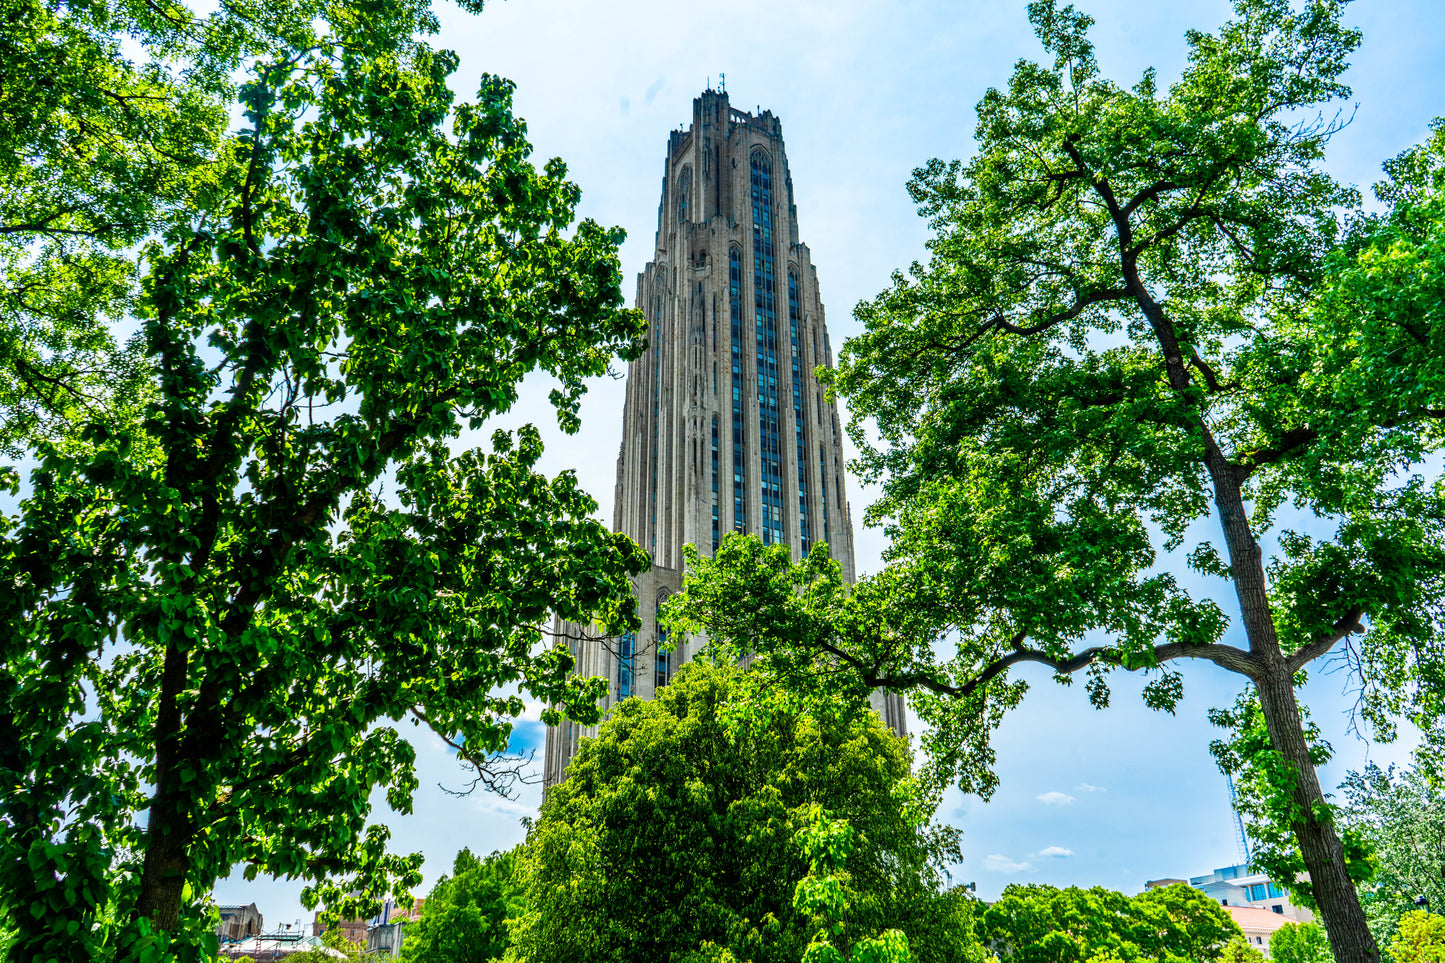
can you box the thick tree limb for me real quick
[1234,425,1320,478]
[812,629,1262,703]
[1285,610,1366,674]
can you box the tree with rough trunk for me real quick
[666,4,1445,963]
[0,8,647,960]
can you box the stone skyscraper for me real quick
[542,90,906,789]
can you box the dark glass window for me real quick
[617,631,636,699]
[711,416,720,553]
[789,270,810,554]
[655,600,670,689]
[751,152,784,546]
[819,443,829,541]
[730,246,747,532]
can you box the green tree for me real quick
[1389,912,1445,963]
[0,0,444,453]
[0,10,648,961]
[1340,763,1445,950]
[399,848,526,963]
[1271,922,1333,963]
[1221,938,1267,963]
[979,883,1242,963]
[669,4,1445,962]
[509,659,985,963]
[792,808,914,963]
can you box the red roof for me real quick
[1223,905,1291,935]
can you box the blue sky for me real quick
[214,0,1445,927]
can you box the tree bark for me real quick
[1254,664,1378,963]
[135,642,194,933]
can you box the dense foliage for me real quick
[1270,922,1333,963]
[0,0,448,454]
[398,848,525,963]
[1341,763,1445,950]
[1389,912,1445,963]
[979,883,1243,963]
[0,1,648,958]
[669,4,1445,961]
[511,660,984,963]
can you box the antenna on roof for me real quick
[719,72,726,94]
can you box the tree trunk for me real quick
[136,642,193,934]
[1254,666,1378,963]
[1205,432,1378,963]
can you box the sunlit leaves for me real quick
[0,13,647,958]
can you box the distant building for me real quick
[217,903,263,941]
[1224,904,1294,954]
[1186,864,1313,923]
[218,933,343,961]
[1147,863,1315,957]
[311,911,367,946]
[365,897,425,957]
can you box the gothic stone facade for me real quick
[542,91,907,790]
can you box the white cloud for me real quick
[1074,782,1106,793]
[1035,846,1074,858]
[984,854,1035,873]
[1037,791,1076,805]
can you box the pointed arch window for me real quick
[677,166,692,222]
[655,595,672,689]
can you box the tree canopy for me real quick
[1340,763,1445,950]
[1389,911,1445,963]
[667,3,1445,963]
[398,848,525,963]
[979,883,1243,963]
[1270,922,1333,963]
[510,659,984,963]
[0,0,455,454]
[0,3,648,958]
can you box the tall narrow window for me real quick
[651,295,662,557]
[820,443,830,542]
[789,270,810,554]
[617,631,636,699]
[655,599,671,689]
[730,246,747,532]
[677,167,691,222]
[711,416,720,553]
[751,151,784,546]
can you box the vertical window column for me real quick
[789,270,810,555]
[730,247,747,532]
[655,600,670,690]
[819,443,830,544]
[711,416,720,553]
[751,151,784,546]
